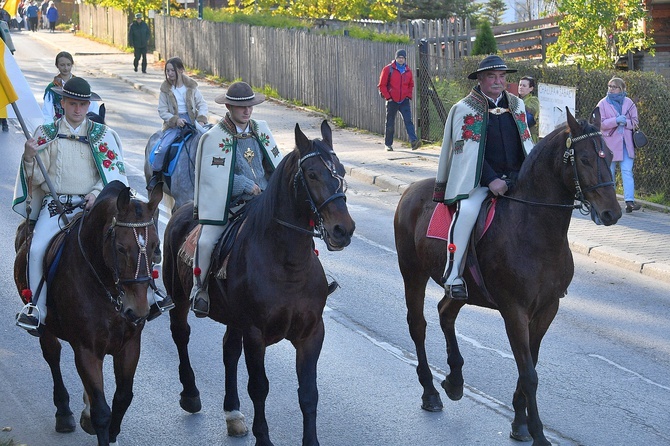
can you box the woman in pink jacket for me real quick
[597,77,641,213]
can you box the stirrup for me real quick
[16,304,44,336]
[190,287,210,318]
[147,287,175,321]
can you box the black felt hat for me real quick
[467,55,517,80]
[215,81,265,106]
[51,77,101,101]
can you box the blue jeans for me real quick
[610,146,636,202]
[151,113,192,171]
[385,98,417,147]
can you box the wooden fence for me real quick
[152,15,416,141]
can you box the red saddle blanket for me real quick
[427,199,497,241]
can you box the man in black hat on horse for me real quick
[433,55,535,300]
[190,81,283,317]
[13,77,172,335]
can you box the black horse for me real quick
[393,109,621,445]
[162,120,355,445]
[14,181,163,445]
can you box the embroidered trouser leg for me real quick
[28,196,84,324]
[442,187,489,286]
[192,224,225,294]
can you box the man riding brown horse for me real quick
[13,77,173,335]
[433,55,534,300]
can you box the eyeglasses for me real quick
[608,85,621,90]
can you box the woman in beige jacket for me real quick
[149,57,208,184]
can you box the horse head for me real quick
[294,120,355,251]
[85,181,163,325]
[565,107,622,226]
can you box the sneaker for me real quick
[385,145,393,151]
[1,123,8,132]
[134,67,138,72]
[625,201,641,213]
[411,139,422,150]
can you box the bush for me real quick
[472,21,497,56]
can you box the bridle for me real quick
[274,142,348,239]
[501,130,614,215]
[564,131,615,214]
[77,208,156,324]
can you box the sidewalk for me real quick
[23,30,670,284]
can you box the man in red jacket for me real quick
[378,49,421,151]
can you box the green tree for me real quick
[472,20,497,55]
[480,0,507,26]
[547,0,654,69]
[399,0,479,21]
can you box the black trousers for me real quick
[133,47,147,72]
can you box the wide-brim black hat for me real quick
[468,55,517,80]
[215,81,265,106]
[51,77,102,101]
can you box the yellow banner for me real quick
[0,39,19,108]
[2,0,20,16]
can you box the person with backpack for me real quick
[378,49,421,151]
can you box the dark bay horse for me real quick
[162,120,355,446]
[14,181,162,446]
[393,109,621,446]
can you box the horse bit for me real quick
[77,209,156,321]
[274,144,347,240]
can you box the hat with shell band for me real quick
[467,55,517,80]
[50,77,102,101]
[215,81,265,106]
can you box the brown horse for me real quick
[14,181,163,446]
[393,109,621,446]
[162,120,355,446]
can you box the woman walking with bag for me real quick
[597,77,642,213]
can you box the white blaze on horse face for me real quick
[138,233,146,248]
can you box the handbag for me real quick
[633,126,648,149]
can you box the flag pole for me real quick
[11,101,68,221]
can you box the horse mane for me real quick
[243,148,301,236]
[519,117,595,173]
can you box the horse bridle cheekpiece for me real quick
[276,141,347,239]
[564,131,614,215]
[78,209,156,325]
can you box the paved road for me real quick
[16,29,670,285]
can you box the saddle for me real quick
[427,197,498,306]
[178,213,247,281]
[150,125,196,178]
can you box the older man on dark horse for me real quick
[433,55,535,300]
[13,77,173,336]
[190,81,283,317]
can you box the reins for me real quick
[274,143,347,240]
[500,130,614,214]
[77,205,155,322]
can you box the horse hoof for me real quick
[421,394,444,412]
[225,410,248,437]
[79,412,95,435]
[55,413,76,433]
[441,378,463,401]
[510,422,532,442]
[179,395,202,413]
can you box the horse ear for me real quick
[116,186,131,212]
[566,106,579,134]
[589,107,602,130]
[295,123,311,155]
[320,120,332,149]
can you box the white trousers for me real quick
[443,187,489,286]
[28,195,85,323]
[192,224,225,293]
